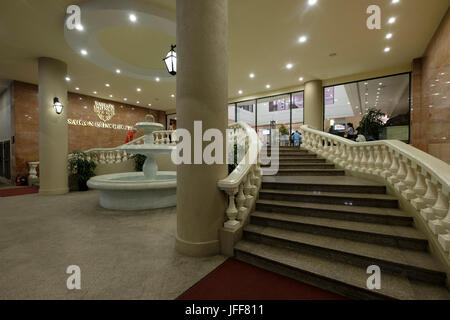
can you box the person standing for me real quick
[347,123,355,140]
[293,130,302,147]
[125,127,137,144]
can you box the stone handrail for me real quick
[28,131,176,178]
[217,122,263,230]
[300,124,450,262]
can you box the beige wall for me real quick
[411,8,450,164]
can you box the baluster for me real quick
[381,146,392,178]
[224,188,239,230]
[420,178,438,221]
[365,146,375,174]
[115,150,121,163]
[85,153,91,162]
[394,156,408,191]
[350,147,361,171]
[411,169,428,210]
[437,200,450,252]
[236,182,248,221]
[428,190,449,235]
[338,144,347,167]
[401,162,418,200]
[244,174,255,210]
[372,146,383,176]
[387,152,400,184]
[343,146,353,170]
[99,152,106,164]
[164,134,169,145]
[28,162,39,180]
[358,146,368,173]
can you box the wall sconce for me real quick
[163,44,177,76]
[53,97,63,114]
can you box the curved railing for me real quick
[217,122,263,230]
[300,125,450,262]
[28,130,176,178]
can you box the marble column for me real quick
[175,0,228,256]
[38,57,69,195]
[304,80,324,131]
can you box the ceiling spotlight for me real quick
[93,91,97,94]
[266,84,271,89]
[109,94,113,98]
[155,77,160,82]
[137,88,141,92]
[392,0,399,4]
[386,33,393,39]
[249,73,255,78]
[148,103,152,107]
[286,63,293,69]
[299,77,304,81]
[137,101,140,104]
[238,90,243,95]
[116,69,121,74]
[379,82,383,86]
[171,94,175,98]
[80,49,88,56]
[308,0,318,6]
[65,76,71,82]
[105,83,110,87]
[384,47,391,52]
[298,36,307,43]
[388,17,396,24]
[129,14,137,23]
[124,98,127,101]
[75,87,79,90]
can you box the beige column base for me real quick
[175,235,220,257]
[39,187,70,196]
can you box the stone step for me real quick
[261,179,386,194]
[259,189,398,208]
[262,158,327,164]
[243,224,446,285]
[255,199,411,226]
[250,211,428,250]
[262,163,336,169]
[234,240,450,300]
[272,169,346,176]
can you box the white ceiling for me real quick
[0,0,448,111]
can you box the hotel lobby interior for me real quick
[0,0,450,303]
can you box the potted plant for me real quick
[359,108,386,141]
[278,125,290,146]
[68,151,97,191]
[131,154,147,172]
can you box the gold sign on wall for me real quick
[94,101,115,122]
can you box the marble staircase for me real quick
[234,147,450,300]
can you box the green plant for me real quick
[68,151,97,191]
[132,154,147,172]
[278,125,290,136]
[359,108,385,140]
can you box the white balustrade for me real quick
[300,124,450,262]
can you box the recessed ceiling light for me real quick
[298,36,307,43]
[388,17,396,24]
[124,98,127,101]
[384,47,391,52]
[286,63,293,69]
[93,91,97,94]
[129,14,137,23]
[105,83,110,87]
[379,82,383,85]
[65,76,71,82]
[249,73,255,78]
[386,33,393,39]
[116,69,121,74]
[308,0,318,6]
[266,84,271,89]
[148,103,152,107]
[75,87,79,90]
[392,0,399,4]
[137,88,141,92]
[299,77,304,81]
[238,90,243,95]
[109,94,113,98]
[80,49,88,56]
[171,94,175,98]
[83,106,87,109]
[137,101,140,103]
[155,77,160,82]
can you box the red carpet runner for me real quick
[0,187,39,197]
[178,258,347,300]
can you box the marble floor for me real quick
[0,190,226,299]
